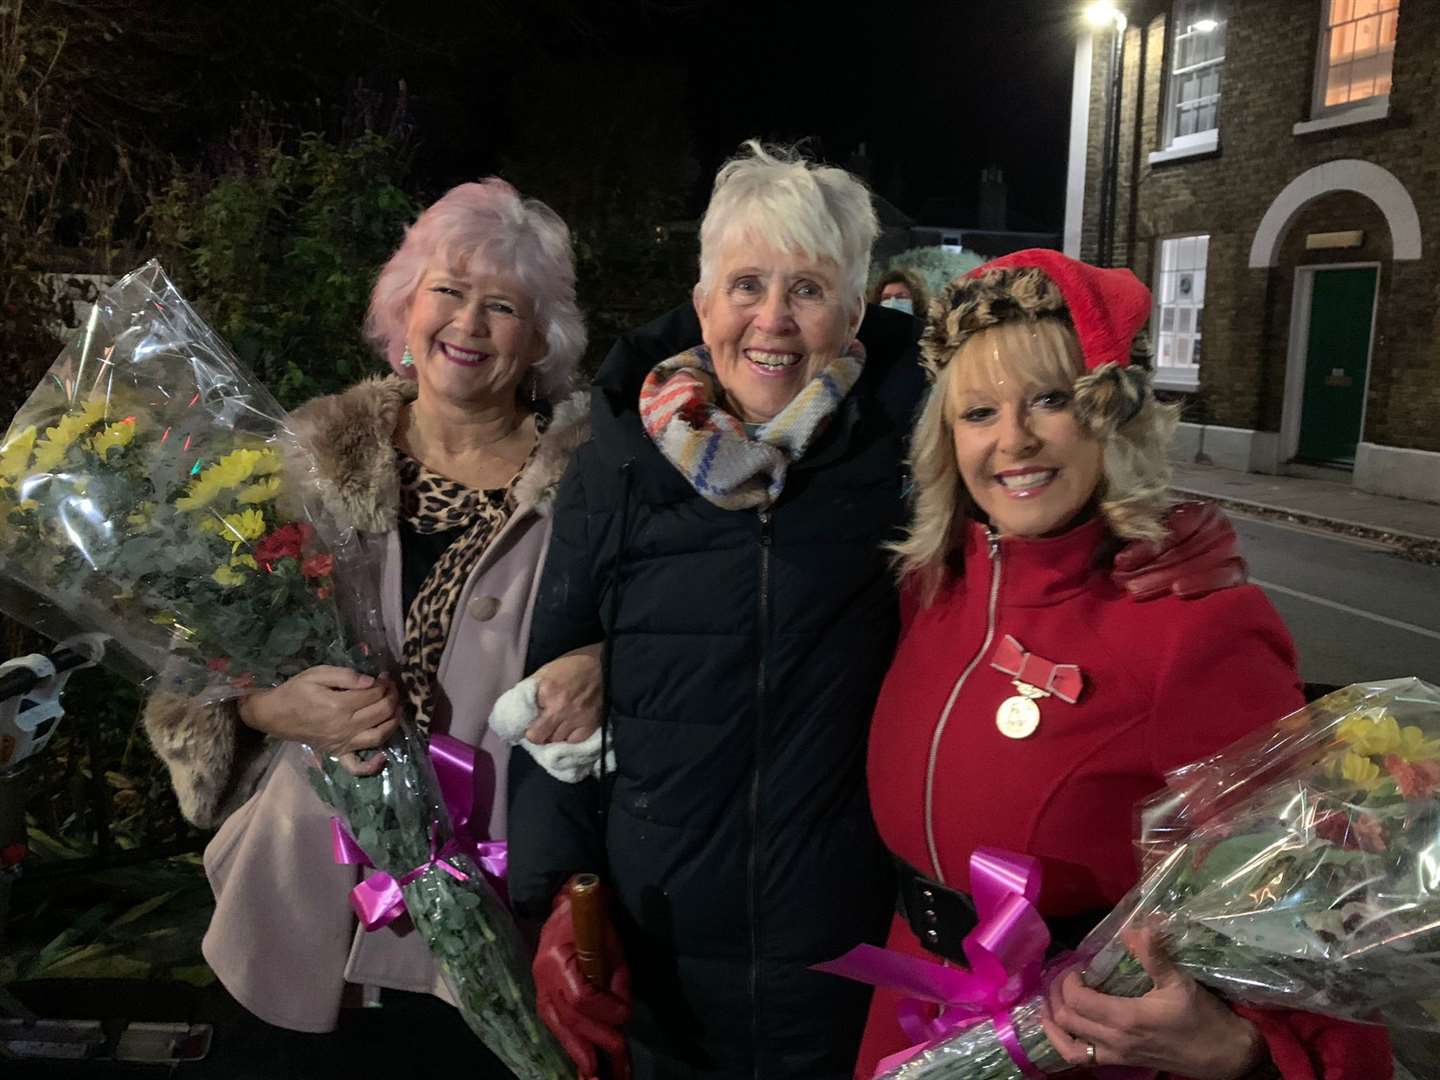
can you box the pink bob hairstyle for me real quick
[363,179,586,399]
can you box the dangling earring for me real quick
[529,373,538,405]
[400,346,414,368]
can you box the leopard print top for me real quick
[396,427,542,734]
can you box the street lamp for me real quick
[1085,1,1126,31]
[1087,2,1127,267]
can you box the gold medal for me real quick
[995,680,1047,739]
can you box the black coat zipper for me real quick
[749,506,772,1079]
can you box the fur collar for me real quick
[287,376,589,533]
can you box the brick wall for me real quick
[1084,0,1440,454]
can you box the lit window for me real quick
[1317,0,1400,112]
[1154,235,1208,385]
[1164,1,1226,148]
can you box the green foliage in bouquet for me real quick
[313,751,572,1078]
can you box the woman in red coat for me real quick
[855,250,1392,1079]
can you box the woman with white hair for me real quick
[508,141,925,1079]
[856,250,1392,1079]
[141,179,598,1061]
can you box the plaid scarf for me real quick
[638,342,865,510]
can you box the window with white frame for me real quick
[1315,0,1400,113]
[1163,1,1227,149]
[1154,235,1208,384]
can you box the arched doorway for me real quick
[1249,161,1421,469]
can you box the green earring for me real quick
[400,346,414,368]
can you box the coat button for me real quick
[920,888,935,902]
[467,596,501,621]
[923,908,938,925]
[925,929,939,943]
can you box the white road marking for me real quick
[1254,578,1440,642]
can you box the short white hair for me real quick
[697,140,877,307]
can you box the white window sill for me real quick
[1148,133,1219,165]
[1293,100,1390,135]
[1152,369,1201,392]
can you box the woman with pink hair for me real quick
[141,179,597,1070]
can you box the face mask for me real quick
[880,296,914,315]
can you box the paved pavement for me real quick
[1171,463,1440,557]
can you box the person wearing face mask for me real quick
[509,150,1259,1080]
[139,180,601,1067]
[855,250,1393,1080]
[870,267,928,319]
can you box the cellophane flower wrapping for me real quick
[0,261,570,1077]
[880,677,1440,1079]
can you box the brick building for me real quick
[1065,0,1439,503]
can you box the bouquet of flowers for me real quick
[0,262,571,1077]
[840,678,1440,1079]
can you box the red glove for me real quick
[1112,501,1248,601]
[533,879,632,1080]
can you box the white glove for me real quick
[488,676,614,784]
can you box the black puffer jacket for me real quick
[509,303,925,1079]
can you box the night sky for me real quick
[171,0,1080,231]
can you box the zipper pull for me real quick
[758,509,772,544]
[987,527,1000,560]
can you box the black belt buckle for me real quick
[896,858,1108,962]
[896,860,978,965]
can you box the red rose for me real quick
[302,553,334,579]
[1,842,27,868]
[315,586,331,600]
[1314,809,1387,852]
[254,523,308,568]
[207,657,231,673]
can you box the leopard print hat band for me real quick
[920,248,1152,378]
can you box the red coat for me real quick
[855,517,1392,1080]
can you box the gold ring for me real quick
[1086,1043,1097,1066]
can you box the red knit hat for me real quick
[920,248,1152,375]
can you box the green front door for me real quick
[1297,267,1377,467]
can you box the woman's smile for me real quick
[994,467,1060,497]
[436,341,493,367]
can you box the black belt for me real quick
[896,859,1105,965]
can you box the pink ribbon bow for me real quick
[814,848,1052,1078]
[991,635,1084,704]
[330,732,509,932]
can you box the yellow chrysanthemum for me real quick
[30,399,109,472]
[216,508,267,542]
[176,447,282,511]
[236,476,282,504]
[251,449,282,476]
[213,564,246,588]
[90,417,139,458]
[1339,750,1382,787]
[231,553,258,570]
[126,501,155,528]
[0,426,37,483]
[1337,709,1404,757]
[1394,724,1440,762]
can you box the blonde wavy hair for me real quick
[891,318,1179,605]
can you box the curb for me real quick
[1170,486,1440,566]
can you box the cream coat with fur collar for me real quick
[141,375,589,1032]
